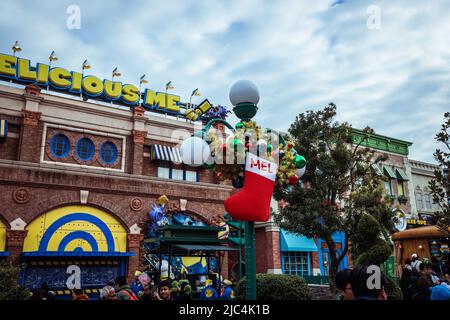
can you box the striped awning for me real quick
[0,119,7,138]
[396,168,409,181]
[151,144,181,163]
[383,165,397,179]
[371,164,383,176]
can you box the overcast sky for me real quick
[1,0,449,163]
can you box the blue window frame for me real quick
[100,142,118,164]
[157,162,199,182]
[50,134,70,158]
[76,138,95,161]
[281,252,311,276]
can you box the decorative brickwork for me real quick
[132,106,146,117]
[13,187,30,204]
[6,229,28,264]
[127,233,144,282]
[132,130,147,145]
[130,198,144,211]
[24,84,42,96]
[22,109,41,126]
[19,112,43,162]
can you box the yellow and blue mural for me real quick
[0,218,7,256]
[23,205,132,257]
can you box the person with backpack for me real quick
[114,276,138,300]
[415,262,435,300]
[400,267,419,300]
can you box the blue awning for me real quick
[22,251,135,257]
[151,144,181,163]
[280,229,318,252]
[0,119,7,138]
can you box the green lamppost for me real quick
[180,80,261,300]
[229,80,260,300]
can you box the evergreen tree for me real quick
[429,112,450,236]
[273,103,395,292]
[351,213,391,266]
[0,261,30,300]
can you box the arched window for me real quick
[425,194,432,209]
[416,192,423,210]
[50,134,70,158]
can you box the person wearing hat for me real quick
[100,285,116,300]
[220,279,236,300]
[199,279,218,300]
[178,279,193,300]
[171,280,180,300]
[411,253,422,273]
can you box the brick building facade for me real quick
[0,83,234,293]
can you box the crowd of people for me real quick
[29,271,237,301]
[98,273,236,301]
[335,253,450,300]
[399,253,450,300]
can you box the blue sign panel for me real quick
[23,259,122,291]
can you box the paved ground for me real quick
[308,285,337,300]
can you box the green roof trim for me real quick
[383,166,397,179]
[396,168,409,181]
[352,128,413,156]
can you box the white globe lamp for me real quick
[229,79,260,121]
[180,136,211,167]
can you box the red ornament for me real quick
[288,142,294,150]
[288,175,299,185]
[245,142,252,150]
[220,143,227,151]
[217,172,222,179]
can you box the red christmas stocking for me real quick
[224,153,278,222]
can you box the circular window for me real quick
[100,142,118,164]
[50,134,70,158]
[76,138,95,161]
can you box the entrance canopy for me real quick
[392,226,450,240]
[280,229,318,252]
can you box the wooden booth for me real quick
[392,226,450,277]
